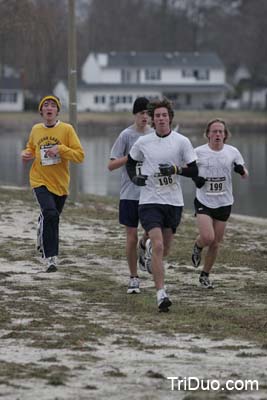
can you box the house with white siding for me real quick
[0,76,24,112]
[54,51,227,111]
[241,87,267,110]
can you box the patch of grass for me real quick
[0,306,11,324]
[103,368,127,378]
[236,352,266,358]
[0,239,34,261]
[63,195,118,221]
[54,270,267,344]
[0,361,70,384]
[2,110,267,129]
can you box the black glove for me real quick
[132,175,148,186]
[192,176,206,188]
[159,163,179,176]
[234,162,245,176]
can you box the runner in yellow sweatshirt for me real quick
[22,95,85,272]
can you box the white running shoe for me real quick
[46,256,58,273]
[127,277,140,294]
[144,239,152,274]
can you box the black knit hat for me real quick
[132,97,149,114]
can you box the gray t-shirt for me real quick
[110,124,153,200]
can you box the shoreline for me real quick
[1,110,267,132]
[1,185,267,223]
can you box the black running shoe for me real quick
[144,239,152,274]
[199,274,214,289]
[138,240,146,272]
[46,257,58,273]
[192,242,202,268]
[46,264,58,273]
[158,296,172,312]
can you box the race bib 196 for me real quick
[154,173,176,188]
[206,177,226,195]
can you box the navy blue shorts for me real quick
[119,199,139,228]
[194,198,231,222]
[138,204,183,234]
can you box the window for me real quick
[182,69,209,80]
[109,95,133,105]
[121,69,131,83]
[121,69,141,83]
[182,69,193,78]
[145,69,161,81]
[94,95,106,104]
[0,92,18,103]
[194,69,209,80]
[186,94,191,105]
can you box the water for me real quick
[0,123,267,218]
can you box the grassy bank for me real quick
[1,187,266,345]
[1,186,267,399]
[1,109,267,131]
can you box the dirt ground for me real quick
[0,188,266,400]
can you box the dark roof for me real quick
[104,52,224,69]
[0,77,22,90]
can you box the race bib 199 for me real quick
[206,177,226,195]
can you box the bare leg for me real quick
[148,227,164,289]
[194,214,226,274]
[195,214,215,249]
[163,228,174,257]
[203,219,226,273]
[139,230,149,247]
[125,226,138,276]
[149,227,174,290]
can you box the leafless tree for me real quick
[1,0,267,100]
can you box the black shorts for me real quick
[119,199,139,228]
[139,204,183,234]
[194,198,231,222]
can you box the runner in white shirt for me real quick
[191,118,249,288]
[126,98,198,312]
[108,97,153,294]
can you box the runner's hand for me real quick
[192,176,206,188]
[234,162,245,176]
[132,175,148,186]
[21,151,34,161]
[159,163,178,176]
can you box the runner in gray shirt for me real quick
[108,97,153,294]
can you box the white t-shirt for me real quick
[195,143,245,208]
[130,130,196,206]
[110,124,153,200]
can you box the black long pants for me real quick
[34,186,67,258]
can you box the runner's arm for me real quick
[126,154,147,186]
[159,160,198,178]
